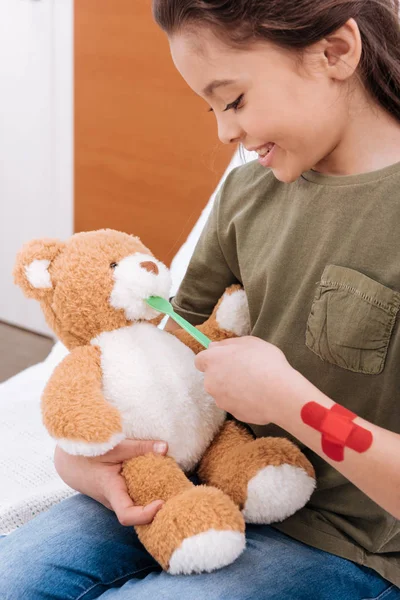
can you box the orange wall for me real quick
[74,0,235,264]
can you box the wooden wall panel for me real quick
[74,0,235,265]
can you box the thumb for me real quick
[106,476,164,527]
[101,439,168,463]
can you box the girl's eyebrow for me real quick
[202,79,236,97]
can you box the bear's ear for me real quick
[13,238,66,300]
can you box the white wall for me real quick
[0,0,73,336]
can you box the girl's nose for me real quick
[217,117,243,145]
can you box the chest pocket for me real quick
[306,265,400,375]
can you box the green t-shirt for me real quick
[172,159,400,586]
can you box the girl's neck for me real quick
[314,93,400,177]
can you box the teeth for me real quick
[256,143,274,157]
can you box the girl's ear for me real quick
[323,18,362,81]
[13,238,66,300]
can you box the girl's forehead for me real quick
[170,32,294,97]
[170,32,237,94]
[170,31,233,71]
[170,28,232,58]
[170,31,269,94]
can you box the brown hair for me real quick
[153,0,400,122]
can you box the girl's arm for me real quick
[277,368,400,520]
[195,337,400,520]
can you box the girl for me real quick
[1,1,400,598]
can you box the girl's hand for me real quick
[195,337,299,425]
[54,439,168,526]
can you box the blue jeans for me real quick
[0,494,398,600]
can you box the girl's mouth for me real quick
[256,143,276,168]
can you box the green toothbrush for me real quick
[145,296,211,349]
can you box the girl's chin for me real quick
[266,152,304,183]
[270,167,302,184]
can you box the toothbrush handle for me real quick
[169,311,211,349]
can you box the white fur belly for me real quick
[92,323,225,471]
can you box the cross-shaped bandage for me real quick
[301,402,373,462]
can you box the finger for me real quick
[108,480,164,526]
[115,498,164,527]
[101,439,168,463]
[210,337,243,347]
[195,350,209,372]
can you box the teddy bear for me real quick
[14,228,316,575]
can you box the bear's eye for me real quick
[110,262,118,269]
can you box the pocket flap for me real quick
[320,265,400,315]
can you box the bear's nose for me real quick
[140,260,159,275]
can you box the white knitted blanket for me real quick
[0,342,75,535]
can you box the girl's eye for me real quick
[224,94,244,112]
[207,94,245,114]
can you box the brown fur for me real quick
[42,345,122,442]
[136,486,245,571]
[199,421,315,508]
[122,454,194,505]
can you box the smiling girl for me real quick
[0,1,400,598]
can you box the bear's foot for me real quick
[199,426,316,525]
[169,528,245,575]
[242,461,316,524]
[235,438,316,524]
[136,485,245,575]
